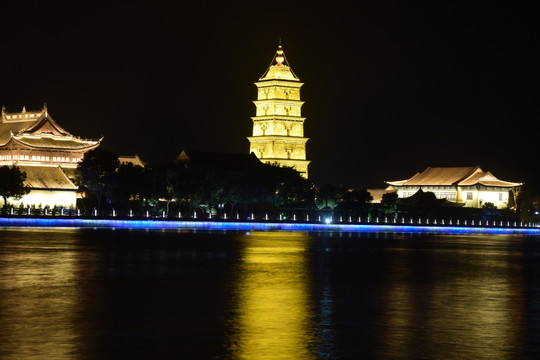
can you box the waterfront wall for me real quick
[1,217,539,235]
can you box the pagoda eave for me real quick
[254,80,303,88]
[247,136,309,143]
[253,100,305,106]
[251,116,306,122]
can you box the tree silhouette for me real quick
[0,166,30,213]
[77,149,120,213]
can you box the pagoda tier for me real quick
[248,44,310,178]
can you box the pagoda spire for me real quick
[259,42,299,81]
[275,44,285,66]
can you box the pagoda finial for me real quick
[1,106,5,116]
[22,106,26,113]
[275,42,285,66]
[43,102,48,117]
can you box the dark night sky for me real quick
[1,1,539,188]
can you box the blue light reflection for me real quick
[0,217,539,235]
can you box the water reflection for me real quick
[0,228,79,360]
[1,228,539,359]
[226,232,319,359]
[377,234,527,359]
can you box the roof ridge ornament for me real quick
[258,41,300,81]
[276,45,285,66]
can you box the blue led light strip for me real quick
[0,217,539,235]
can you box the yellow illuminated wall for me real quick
[396,187,512,209]
[248,45,310,178]
[1,189,77,209]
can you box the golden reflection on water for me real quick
[0,228,78,360]
[227,231,318,360]
[379,235,526,359]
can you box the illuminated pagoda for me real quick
[0,105,101,208]
[247,44,310,178]
[386,166,522,209]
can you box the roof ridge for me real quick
[25,112,72,137]
[457,165,484,185]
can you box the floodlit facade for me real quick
[248,44,310,178]
[0,105,101,208]
[119,154,145,167]
[386,166,522,209]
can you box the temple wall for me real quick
[0,149,84,166]
[1,189,77,209]
[478,190,510,209]
[399,187,511,209]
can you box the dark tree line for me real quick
[1,149,537,223]
[76,149,320,219]
[75,149,538,222]
[74,149,397,220]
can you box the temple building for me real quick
[386,166,522,209]
[119,154,145,167]
[247,44,310,178]
[176,149,266,173]
[0,105,101,208]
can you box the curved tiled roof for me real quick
[387,166,478,186]
[386,166,521,188]
[13,135,99,150]
[1,108,100,149]
[0,121,34,145]
[18,165,77,190]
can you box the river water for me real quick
[0,227,539,359]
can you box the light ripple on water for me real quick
[0,228,539,359]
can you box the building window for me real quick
[467,192,473,200]
[440,192,456,201]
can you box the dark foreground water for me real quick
[1,228,540,359]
